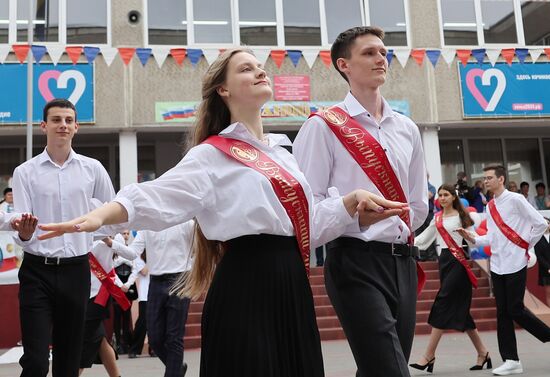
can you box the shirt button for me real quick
[367,114,371,117]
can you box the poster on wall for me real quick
[273,75,310,101]
[459,62,550,118]
[0,63,95,124]
[155,100,411,124]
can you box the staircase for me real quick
[182,261,498,349]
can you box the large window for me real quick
[239,0,277,45]
[3,0,109,45]
[505,139,543,189]
[439,139,465,185]
[145,0,409,47]
[468,139,503,182]
[440,0,550,46]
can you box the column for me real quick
[421,126,443,189]
[119,131,138,188]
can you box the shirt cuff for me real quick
[113,197,135,225]
[328,186,357,227]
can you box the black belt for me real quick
[24,252,89,266]
[327,237,419,258]
[151,272,183,282]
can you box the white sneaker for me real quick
[492,360,523,375]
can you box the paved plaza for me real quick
[1,330,548,376]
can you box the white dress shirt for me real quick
[89,237,139,298]
[415,215,474,256]
[293,92,428,244]
[113,221,195,276]
[114,123,357,249]
[134,258,149,302]
[475,190,547,275]
[12,148,115,257]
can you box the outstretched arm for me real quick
[38,202,128,240]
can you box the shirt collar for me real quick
[343,91,395,120]
[219,122,292,148]
[38,147,79,167]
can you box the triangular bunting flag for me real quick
[270,50,286,68]
[170,48,187,66]
[48,45,65,65]
[302,50,319,69]
[426,50,440,67]
[66,46,83,64]
[118,48,135,66]
[441,49,456,66]
[529,49,543,63]
[456,49,471,67]
[501,48,515,65]
[152,46,170,68]
[202,49,219,66]
[12,44,30,64]
[486,49,500,66]
[187,49,203,67]
[515,48,528,64]
[287,50,302,67]
[252,48,270,66]
[543,48,550,60]
[31,45,47,63]
[83,46,100,64]
[0,45,10,64]
[471,48,486,65]
[319,50,331,67]
[394,49,410,68]
[387,49,394,66]
[410,49,425,66]
[135,48,152,66]
[100,47,118,66]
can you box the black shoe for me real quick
[181,362,188,377]
[470,352,492,370]
[128,352,137,359]
[409,357,435,373]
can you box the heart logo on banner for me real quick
[465,68,506,112]
[38,70,86,105]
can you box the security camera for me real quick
[128,10,141,25]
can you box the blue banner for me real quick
[459,62,550,118]
[0,63,94,124]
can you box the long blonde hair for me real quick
[170,48,254,300]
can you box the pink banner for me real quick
[274,75,310,101]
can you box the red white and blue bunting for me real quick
[2,45,550,68]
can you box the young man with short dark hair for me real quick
[294,26,428,377]
[13,98,115,376]
[459,165,550,376]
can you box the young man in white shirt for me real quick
[459,165,550,376]
[293,26,428,377]
[12,99,115,377]
[112,220,195,377]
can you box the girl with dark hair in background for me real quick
[410,184,491,373]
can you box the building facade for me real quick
[1,0,550,194]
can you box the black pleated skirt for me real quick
[199,234,324,377]
[428,248,476,331]
[80,297,115,368]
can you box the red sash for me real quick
[89,252,131,311]
[488,200,530,259]
[435,213,478,288]
[204,136,311,275]
[312,106,426,294]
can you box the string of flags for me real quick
[2,44,550,69]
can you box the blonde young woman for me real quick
[410,184,491,373]
[38,49,407,377]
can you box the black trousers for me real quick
[147,274,190,377]
[18,253,90,377]
[491,267,550,361]
[326,239,417,377]
[130,301,148,355]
